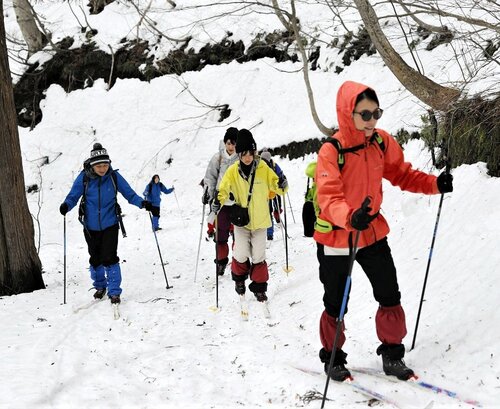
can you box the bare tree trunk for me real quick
[13,0,47,57]
[0,2,45,296]
[353,0,461,111]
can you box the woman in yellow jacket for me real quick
[213,129,288,302]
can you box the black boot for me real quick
[255,292,268,302]
[216,263,227,276]
[109,295,121,304]
[215,257,228,276]
[235,281,246,295]
[376,344,415,380]
[93,288,106,300]
[319,348,351,382]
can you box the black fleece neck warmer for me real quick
[240,161,254,179]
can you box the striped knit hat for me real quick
[88,143,110,166]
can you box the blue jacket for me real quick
[264,158,284,179]
[143,182,174,207]
[272,162,284,179]
[63,168,143,231]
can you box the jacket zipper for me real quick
[98,178,102,230]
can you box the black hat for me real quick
[223,127,238,143]
[236,129,256,153]
[88,143,110,166]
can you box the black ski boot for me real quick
[255,292,268,302]
[235,281,246,295]
[215,257,228,276]
[109,295,121,304]
[94,288,106,300]
[377,344,415,380]
[319,348,351,382]
[216,263,227,276]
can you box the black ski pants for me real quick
[84,224,120,268]
[317,237,401,318]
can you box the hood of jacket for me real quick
[336,81,375,147]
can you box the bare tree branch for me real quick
[353,0,461,111]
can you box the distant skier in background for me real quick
[213,129,288,302]
[59,143,153,304]
[313,81,454,382]
[260,149,284,241]
[202,127,239,275]
[143,174,174,231]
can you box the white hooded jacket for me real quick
[203,140,238,206]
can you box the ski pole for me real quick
[214,213,219,309]
[116,205,127,238]
[321,197,370,408]
[282,195,293,274]
[194,203,206,282]
[63,215,67,304]
[411,167,449,350]
[286,192,296,224]
[149,212,172,290]
[173,190,186,226]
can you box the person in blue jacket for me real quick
[59,143,152,304]
[260,149,284,240]
[143,175,175,231]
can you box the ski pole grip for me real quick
[445,158,451,175]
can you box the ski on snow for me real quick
[112,303,120,320]
[240,294,249,320]
[292,366,433,409]
[73,298,121,320]
[73,297,104,313]
[239,295,271,321]
[260,300,271,319]
[351,367,482,407]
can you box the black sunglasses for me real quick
[353,108,384,121]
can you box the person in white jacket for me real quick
[202,127,239,275]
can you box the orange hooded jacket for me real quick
[313,81,440,249]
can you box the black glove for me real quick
[278,176,288,190]
[202,188,211,205]
[142,200,153,211]
[351,205,376,231]
[437,172,453,193]
[59,202,69,216]
[211,199,221,214]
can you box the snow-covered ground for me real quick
[2,1,500,408]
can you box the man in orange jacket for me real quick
[314,81,453,382]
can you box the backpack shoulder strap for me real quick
[324,138,352,171]
[370,132,386,152]
[325,135,385,172]
[79,174,90,224]
[110,172,118,196]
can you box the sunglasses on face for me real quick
[353,108,384,121]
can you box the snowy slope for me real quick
[2,1,500,408]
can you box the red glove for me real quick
[273,210,281,223]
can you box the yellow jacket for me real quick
[218,160,288,230]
